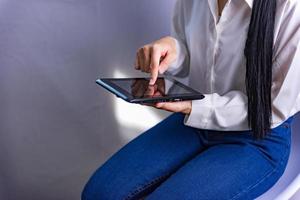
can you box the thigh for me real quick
[146,123,292,200]
[81,113,206,200]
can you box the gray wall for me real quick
[0,1,174,199]
[0,1,299,200]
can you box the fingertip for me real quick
[149,78,155,85]
[150,72,158,85]
[149,73,157,84]
[155,102,164,108]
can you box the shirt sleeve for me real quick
[184,91,250,130]
[184,2,300,131]
[165,0,189,76]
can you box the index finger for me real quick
[149,46,160,85]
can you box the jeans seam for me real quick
[229,140,290,200]
[124,173,171,200]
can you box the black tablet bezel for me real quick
[96,76,205,103]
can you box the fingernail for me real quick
[149,79,154,85]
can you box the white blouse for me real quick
[166,0,300,130]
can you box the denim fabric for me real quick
[82,113,294,200]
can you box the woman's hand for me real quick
[135,36,177,85]
[146,100,192,115]
[135,36,190,115]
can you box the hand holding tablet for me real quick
[96,36,205,114]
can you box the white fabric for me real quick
[166,0,300,130]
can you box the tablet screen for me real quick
[110,78,193,98]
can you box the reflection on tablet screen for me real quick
[110,78,193,98]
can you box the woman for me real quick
[82,0,300,199]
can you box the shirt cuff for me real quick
[184,94,213,129]
[184,92,250,131]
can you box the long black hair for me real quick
[244,0,277,140]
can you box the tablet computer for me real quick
[96,76,205,103]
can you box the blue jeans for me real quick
[82,113,294,200]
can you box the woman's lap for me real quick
[82,113,206,200]
[82,113,293,200]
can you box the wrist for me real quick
[182,101,192,115]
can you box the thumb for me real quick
[158,54,175,74]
